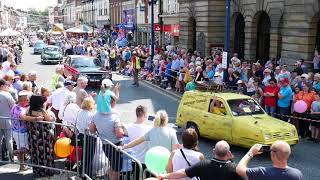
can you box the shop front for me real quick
[154,23,180,46]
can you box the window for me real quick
[228,99,264,116]
[66,57,71,65]
[209,99,227,116]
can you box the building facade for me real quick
[63,0,76,29]
[161,0,180,45]
[110,0,122,26]
[135,0,180,46]
[178,0,320,65]
[63,0,110,29]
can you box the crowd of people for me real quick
[66,40,320,143]
[0,33,311,180]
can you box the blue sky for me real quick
[3,0,57,10]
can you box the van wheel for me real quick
[186,122,200,137]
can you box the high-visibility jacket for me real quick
[133,56,141,70]
[135,57,141,70]
[51,73,61,90]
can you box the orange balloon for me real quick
[54,137,73,158]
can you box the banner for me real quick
[123,9,135,30]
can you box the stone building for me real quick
[178,0,320,65]
[110,0,123,27]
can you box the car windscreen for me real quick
[71,57,102,68]
[35,42,45,47]
[44,47,59,52]
[228,99,265,116]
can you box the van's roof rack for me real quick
[195,81,238,93]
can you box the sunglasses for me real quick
[270,82,275,85]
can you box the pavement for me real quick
[0,45,319,180]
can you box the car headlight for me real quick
[264,133,272,141]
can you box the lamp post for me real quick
[91,0,94,36]
[224,0,231,68]
[149,0,157,61]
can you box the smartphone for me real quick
[148,115,155,121]
[259,145,270,153]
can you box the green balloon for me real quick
[186,82,196,91]
[145,146,171,174]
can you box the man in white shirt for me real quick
[214,64,224,85]
[46,80,76,134]
[231,53,240,68]
[126,105,152,179]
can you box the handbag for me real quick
[180,149,200,180]
[70,110,84,147]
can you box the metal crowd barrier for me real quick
[82,130,144,180]
[143,168,158,179]
[270,112,320,123]
[0,117,81,178]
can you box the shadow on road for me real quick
[0,172,33,179]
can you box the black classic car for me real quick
[63,55,112,86]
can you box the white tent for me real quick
[38,29,45,33]
[0,28,21,37]
[65,25,93,34]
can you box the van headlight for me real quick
[264,133,272,140]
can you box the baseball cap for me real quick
[18,91,30,97]
[301,74,309,79]
[64,80,76,86]
[101,79,114,87]
[280,78,290,84]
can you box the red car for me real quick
[63,55,112,86]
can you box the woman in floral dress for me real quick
[23,95,55,177]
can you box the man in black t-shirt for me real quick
[158,140,243,180]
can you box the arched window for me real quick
[256,12,271,63]
[234,14,245,59]
[188,17,197,51]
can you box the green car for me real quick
[41,45,63,64]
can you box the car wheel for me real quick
[186,122,200,137]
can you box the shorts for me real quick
[12,131,28,149]
[102,142,123,172]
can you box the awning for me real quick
[0,28,21,37]
[65,24,93,34]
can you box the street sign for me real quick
[222,51,228,69]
